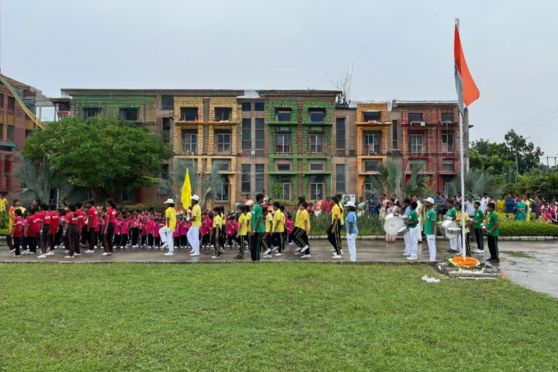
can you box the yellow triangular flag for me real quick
[181,168,192,210]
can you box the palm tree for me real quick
[448,170,500,198]
[367,158,427,200]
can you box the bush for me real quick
[0,228,8,236]
[500,220,558,237]
[0,212,8,229]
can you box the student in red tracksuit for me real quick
[102,199,117,256]
[38,204,50,258]
[48,205,60,253]
[10,209,24,256]
[64,204,80,259]
[86,200,98,253]
[76,202,86,248]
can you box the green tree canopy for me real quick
[23,117,173,198]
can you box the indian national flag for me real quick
[454,22,480,113]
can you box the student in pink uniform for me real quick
[11,209,24,256]
[120,215,129,249]
[114,217,122,248]
[153,218,162,248]
[146,216,155,248]
[179,218,189,248]
[226,212,239,248]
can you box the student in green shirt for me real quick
[423,197,437,262]
[483,202,500,262]
[250,193,265,262]
[405,201,419,261]
[472,201,485,255]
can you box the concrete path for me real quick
[1,239,557,298]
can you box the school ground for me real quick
[1,238,557,298]
[1,261,557,371]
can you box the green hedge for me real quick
[500,220,558,237]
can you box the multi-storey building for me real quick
[392,100,461,194]
[0,75,42,197]
[55,89,462,208]
[354,102,392,196]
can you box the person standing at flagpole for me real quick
[454,18,480,258]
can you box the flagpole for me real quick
[456,18,467,259]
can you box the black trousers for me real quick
[89,229,98,250]
[487,235,499,260]
[272,232,285,253]
[473,227,484,251]
[41,225,50,254]
[13,237,22,255]
[292,227,309,253]
[104,223,115,253]
[327,223,341,255]
[69,224,80,256]
[131,228,139,246]
[250,233,262,261]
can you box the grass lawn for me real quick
[1,263,557,371]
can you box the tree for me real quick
[23,117,173,198]
[367,158,427,200]
[448,170,501,199]
[503,130,543,174]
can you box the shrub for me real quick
[499,220,558,236]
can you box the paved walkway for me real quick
[1,239,557,298]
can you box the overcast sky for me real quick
[2,0,557,155]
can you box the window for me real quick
[408,112,423,122]
[255,164,264,193]
[242,118,251,150]
[162,118,171,143]
[215,176,229,201]
[442,160,454,172]
[215,130,232,152]
[364,176,375,196]
[277,163,291,171]
[309,176,324,199]
[161,164,169,180]
[364,159,381,172]
[7,126,14,141]
[409,134,423,154]
[213,160,231,172]
[215,107,232,122]
[392,120,399,149]
[161,95,174,110]
[25,129,33,138]
[364,132,381,154]
[275,108,292,121]
[83,107,101,119]
[255,118,265,152]
[363,111,381,122]
[180,107,198,121]
[119,108,139,121]
[254,102,265,111]
[182,130,198,153]
[276,133,291,153]
[441,132,454,153]
[336,164,346,193]
[241,102,251,112]
[7,97,15,112]
[309,133,324,153]
[241,164,251,194]
[408,159,427,172]
[336,117,346,151]
[309,161,325,171]
[308,108,326,122]
[442,112,454,122]
[0,94,4,108]
[277,176,291,200]
[0,124,4,140]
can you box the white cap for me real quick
[191,194,200,201]
[345,201,355,208]
[164,198,174,204]
[246,199,254,206]
[424,197,435,204]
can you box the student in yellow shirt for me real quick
[160,198,177,256]
[272,201,285,256]
[263,208,274,258]
[328,195,343,258]
[187,195,201,256]
[235,206,248,259]
[293,201,311,258]
[455,202,472,256]
[211,207,222,259]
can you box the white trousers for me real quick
[187,226,200,254]
[408,226,419,259]
[159,227,174,253]
[426,234,436,262]
[450,236,458,251]
[403,231,411,255]
[346,234,357,262]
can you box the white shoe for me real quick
[74,253,82,256]
[9,249,15,254]
[164,252,174,256]
[295,247,301,252]
[332,254,342,259]
[264,248,271,255]
[37,254,47,259]
[264,254,272,259]
[101,252,112,256]
[274,253,283,257]
[160,243,167,249]
[190,253,200,256]
[300,245,309,253]
[211,255,218,259]
[46,251,55,256]
[272,247,279,252]
[473,249,484,255]
[64,255,74,259]
[406,256,418,261]
[301,254,311,259]
[403,253,411,257]
[85,250,94,254]
[22,249,31,255]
